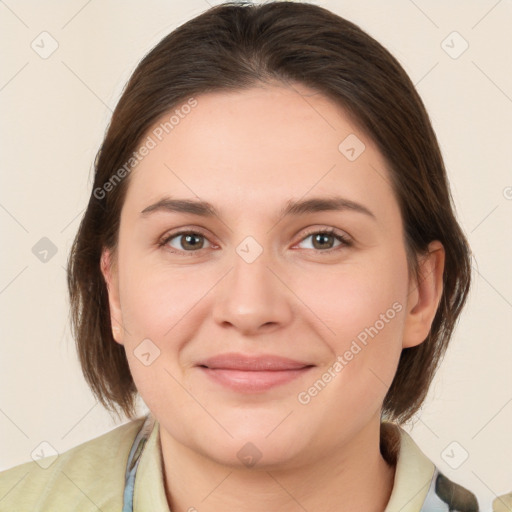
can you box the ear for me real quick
[100,247,125,346]
[402,240,445,349]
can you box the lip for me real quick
[196,353,315,393]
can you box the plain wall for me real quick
[1,0,511,508]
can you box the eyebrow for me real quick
[140,196,376,220]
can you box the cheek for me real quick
[116,256,204,419]
[301,254,408,344]
[118,250,205,340]
[296,253,408,405]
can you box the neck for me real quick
[159,417,396,512]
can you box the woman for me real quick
[0,1,501,511]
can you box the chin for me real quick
[197,417,311,470]
[201,436,306,471]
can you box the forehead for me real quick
[123,84,395,218]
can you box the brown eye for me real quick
[163,232,211,252]
[311,232,337,250]
[297,229,352,252]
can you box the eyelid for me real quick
[158,226,215,249]
[293,226,353,250]
[159,225,353,255]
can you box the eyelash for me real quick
[158,227,353,256]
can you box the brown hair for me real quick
[67,1,471,423]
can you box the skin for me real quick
[101,83,445,512]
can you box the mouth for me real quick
[196,353,315,393]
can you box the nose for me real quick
[212,245,294,336]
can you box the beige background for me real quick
[1,0,511,508]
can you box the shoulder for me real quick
[382,422,481,512]
[493,493,512,512]
[389,426,512,512]
[0,416,145,512]
[428,470,479,512]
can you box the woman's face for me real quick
[103,84,435,468]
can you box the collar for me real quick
[123,414,477,512]
[131,414,170,511]
[382,421,436,512]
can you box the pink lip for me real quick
[196,353,314,393]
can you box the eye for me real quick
[158,227,352,256]
[296,228,352,252]
[159,230,213,253]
